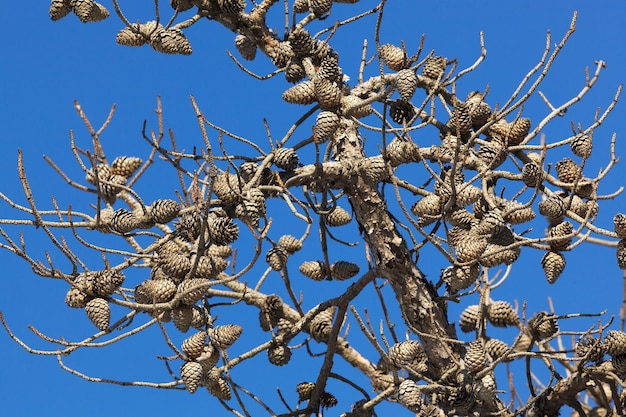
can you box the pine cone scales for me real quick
[283,81,316,105]
[330,261,359,280]
[50,0,73,21]
[85,297,110,331]
[325,206,352,226]
[268,343,292,366]
[541,251,566,283]
[310,307,336,341]
[72,0,109,23]
[182,331,208,359]
[379,44,407,71]
[389,340,424,368]
[177,278,210,305]
[65,287,90,308]
[396,379,423,412]
[181,361,203,393]
[487,301,519,328]
[571,133,592,158]
[422,56,446,80]
[314,111,340,143]
[605,330,626,357]
[396,69,418,101]
[150,199,181,224]
[465,340,486,372]
[234,34,256,60]
[208,324,243,349]
[459,304,481,333]
[528,312,558,340]
[299,260,327,281]
[205,368,232,400]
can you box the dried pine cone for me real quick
[464,340,486,372]
[278,235,302,253]
[614,214,626,238]
[299,260,327,281]
[466,91,491,128]
[389,100,415,124]
[541,251,566,283]
[388,340,423,368]
[341,95,374,119]
[527,312,558,340]
[330,261,359,280]
[547,221,573,251]
[172,305,193,333]
[296,382,316,401]
[485,338,511,362]
[555,158,582,183]
[150,199,181,224]
[605,330,626,357]
[207,214,239,245]
[65,287,91,308]
[538,196,567,221]
[422,56,446,80]
[571,133,592,158]
[170,0,194,11]
[266,247,289,271]
[205,368,232,400]
[150,27,192,55]
[274,147,298,170]
[310,307,335,341]
[314,77,342,110]
[324,206,352,226]
[411,194,442,217]
[618,239,626,270]
[111,156,142,178]
[459,304,481,333]
[73,0,109,23]
[267,342,292,366]
[213,172,241,205]
[181,361,203,393]
[208,324,243,350]
[85,297,110,331]
[454,235,488,263]
[507,117,531,145]
[442,264,479,293]
[234,33,256,60]
[379,44,408,71]
[447,100,472,136]
[396,379,423,412]
[314,110,340,143]
[487,301,519,328]
[575,335,605,363]
[386,138,418,166]
[522,162,542,187]
[283,80,316,105]
[396,69,418,102]
[92,270,125,297]
[216,0,246,14]
[177,278,210,305]
[50,0,73,21]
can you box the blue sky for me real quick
[1,1,626,416]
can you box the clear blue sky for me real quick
[1,1,626,416]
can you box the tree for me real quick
[1,1,625,416]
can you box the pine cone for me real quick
[555,158,582,183]
[205,368,232,400]
[575,335,605,363]
[177,278,210,305]
[172,305,193,333]
[310,307,335,341]
[324,206,352,226]
[466,91,491,128]
[571,133,592,158]
[283,80,317,105]
[396,379,423,412]
[314,77,342,110]
[296,381,316,401]
[538,196,567,221]
[208,324,243,349]
[149,199,181,224]
[234,33,256,60]
[50,0,73,21]
[411,194,442,217]
[422,56,446,80]
[379,44,408,71]
[389,100,415,124]
[527,312,558,340]
[485,338,511,362]
[454,235,488,263]
[330,261,359,280]
[299,260,327,281]
[614,214,626,238]
[605,330,626,357]
[442,264,479,293]
[181,361,203,393]
[547,221,573,251]
[396,69,418,101]
[195,255,228,278]
[487,301,519,328]
[85,297,110,331]
[522,162,542,187]
[447,100,472,135]
[110,156,142,178]
[65,287,91,308]
[459,304,481,333]
[314,111,340,143]
[388,340,424,368]
[386,138,418,166]
[341,95,374,119]
[73,0,109,23]
[206,214,239,245]
[274,147,299,170]
[278,235,302,253]
[464,340,486,372]
[92,270,125,297]
[266,247,289,271]
[617,239,626,270]
[267,342,292,366]
[541,251,566,283]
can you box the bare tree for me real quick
[2,1,626,416]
